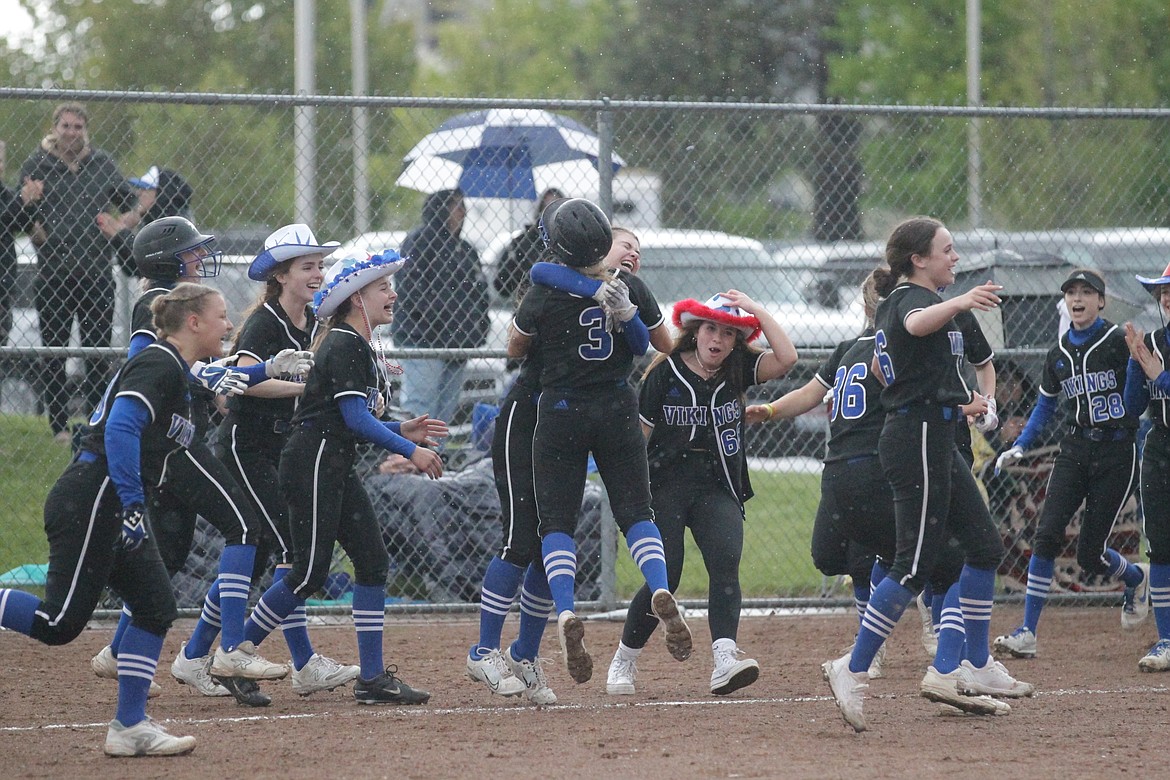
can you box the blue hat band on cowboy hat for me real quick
[1136,261,1170,294]
[672,294,762,342]
[313,251,406,319]
[249,223,341,281]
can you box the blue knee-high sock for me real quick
[849,578,914,674]
[1104,548,1144,587]
[352,584,385,679]
[0,589,38,635]
[216,544,257,652]
[511,563,554,661]
[870,558,890,586]
[110,606,132,656]
[1151,563,1170,640]
[1022,555,1054,634]
[184,580,222,659]
[541,532,578,615]
[625,520,669,593]
[471,557,524,660]
[114,625,163,727]
[244,578,302,647]
[959,565,996,668]
[853,583,869,628]
[932,582,966,673]
[273,565,314,670]
[931,590,944,629]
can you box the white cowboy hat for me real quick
[249,223,340,281]
[313,251,407,319]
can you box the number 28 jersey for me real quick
[513,271,663,393]
[1040,319,1136,431]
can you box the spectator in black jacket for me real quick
[20,102,142,440]
[0,139,42,345]
[392,188,489,425]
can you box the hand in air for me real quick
[400,414,449,448]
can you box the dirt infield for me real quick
[2,606,1167,779]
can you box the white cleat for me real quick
[651,589,692,662]
[710,639,759,695]
[210,641,289,681]
[1139,639,1170,672]
[917,592,938,657]
[292,653,361,696]
[867,643,887,680]
[171,642,231,697]
[920,666,1011,716]
[104,717,196,757]
[466,649,527,697]
[557,611,592,684]
[1122,562,1151,630]
[92,645,161,698]
[606,649,638,696]
[506,651,558,705]
[992,627,1038,659]
[959,657,1035,698]
[821,652,868,732]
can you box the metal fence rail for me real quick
[0,88,1162,617]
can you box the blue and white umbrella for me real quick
[396,108,625,199]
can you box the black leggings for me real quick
[33,457,176,645]
[1142,426,1170,566]
[621,472,744,649]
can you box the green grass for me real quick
[0,416,72,574]
[616,469,824,600]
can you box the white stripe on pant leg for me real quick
[899,420,931,588]
[500,401,519,557]
[291,439,328,597]
[1096,442,1139,562]
[182,450,253,546]
[45,477,112,627]
[230,424,290,557]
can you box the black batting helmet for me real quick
[544,198,612,268]
[132,216,219,280]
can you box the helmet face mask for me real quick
[545,198,612,269]
[132,216,219,280]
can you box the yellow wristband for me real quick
[763,403,775,419]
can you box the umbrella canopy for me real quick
[396,108,625,199]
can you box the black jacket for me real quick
[392,191,489,349]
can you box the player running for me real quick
[821,217,1028,732]
[604,290,796,697]
[993,269,1146,659]
[237,249,445,705]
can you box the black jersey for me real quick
[226,301,316,421]
[513,270,663,392]
[131,282,218,435]
[639,352,762,505]
[1039,319,1136,431]
[81,340,197,485]
[873,283,972,410]
[1141,328,1170,428]
[815,334,885,463]
[291,323,387,438]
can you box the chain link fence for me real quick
[0,89,1164,614]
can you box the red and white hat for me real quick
[672,294,762,342]
[1136,261,1170,295]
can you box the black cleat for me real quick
[213,675,272,707]
[353,666,431,705]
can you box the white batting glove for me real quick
[266,348,314,378]
[601,278,638,323]
[974,396,999,433]
[994,444,1024,476]
[191,357,248,397]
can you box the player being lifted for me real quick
[508,198,691,685]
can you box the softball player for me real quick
[0,284,235,755]
[238,250,444,704]
[753,275,999,679]
[89,217,292,708]
[1125,261,1170,671]
[509,197,690,685]
[466,209,664,702]
[603,290,795,697]
[993,269,1145,660]
[209,224,362,696]
[822,217,1026,732]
